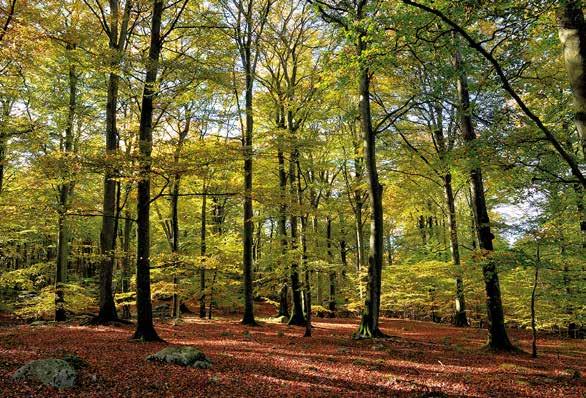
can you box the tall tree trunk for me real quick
[97,0,132,324]
[170,173,180,319]
[531,241,540,358]
[558,0,586,157]
[558,2,586,249]
[0,131,5,194]
[55,46,77,322]
[241,42,257,326]
[355,19,385,339]
[444,173,468,326]
[327,216,336,312]
[432,115,468,327]
[199,191,207,318]
[132,0,163,341]
[352,127,366,301]
[121,209,132,319]
[313,216,323,305]
[208,196,226,320]
[288,147,306,326]
[455,45,513,351]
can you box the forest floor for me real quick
[0,307,584,397]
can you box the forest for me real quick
[0,0,584,396]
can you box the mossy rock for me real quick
[12,359,77,388]
[147,346,211,369]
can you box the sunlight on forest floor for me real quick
[0,315,583,397]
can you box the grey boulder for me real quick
[12,359,77,388]
[147,346,211,369]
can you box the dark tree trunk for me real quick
[241,43,257,326]
[278,282,289,317]
[455,45,513,351]
[444,173,468,326]
[531,242,540,358]
[199,191,207,319]
[352,130,366,298]
[432,119,468,327]
[208,197,225,320]
[170,174,180,319]
[132,0,163,342]
[55,47,77,322]
[326,217,336,312]
[304,290,312,337]
[287,147,306,326]
[0,133,4,194]
[96,0,132,324]
[354,16,386,338]
[121,209,132,319]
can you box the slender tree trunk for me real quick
[444,173,468,326]
[96,0,132,324]
[0,135,4,194]
[304,290,312,337]
[288,148,306,326]
[121,209,132,319]
[455,45,513,351]
[278,282,289,317]
[199,191,207,318]
[355,21,386,339]
[327,216,336,312]
[241,44,257,326]
[55,47,77,322]
[132,0,163,341]
[170,174,180,319]
[531,242,540,358]
[208,196,226,320]
[55,211,69,322]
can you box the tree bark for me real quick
[241,51,257,326]
[132,0,163,341]
[444,173,468,326]
[96,0,132,324]
[288,148,306,326]
[455,45,513,351]
[531,242,540,358]
[121,209,132,319]
[199,191,207,318]
[354,12,386,338]
[558,0,586,158]
[327,216,336,312]
[55,45,77,322]
[558,2,586,249]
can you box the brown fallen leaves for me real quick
[0,315,584,397]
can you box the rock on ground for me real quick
[147,346,211,369]
[12,359,77,388]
